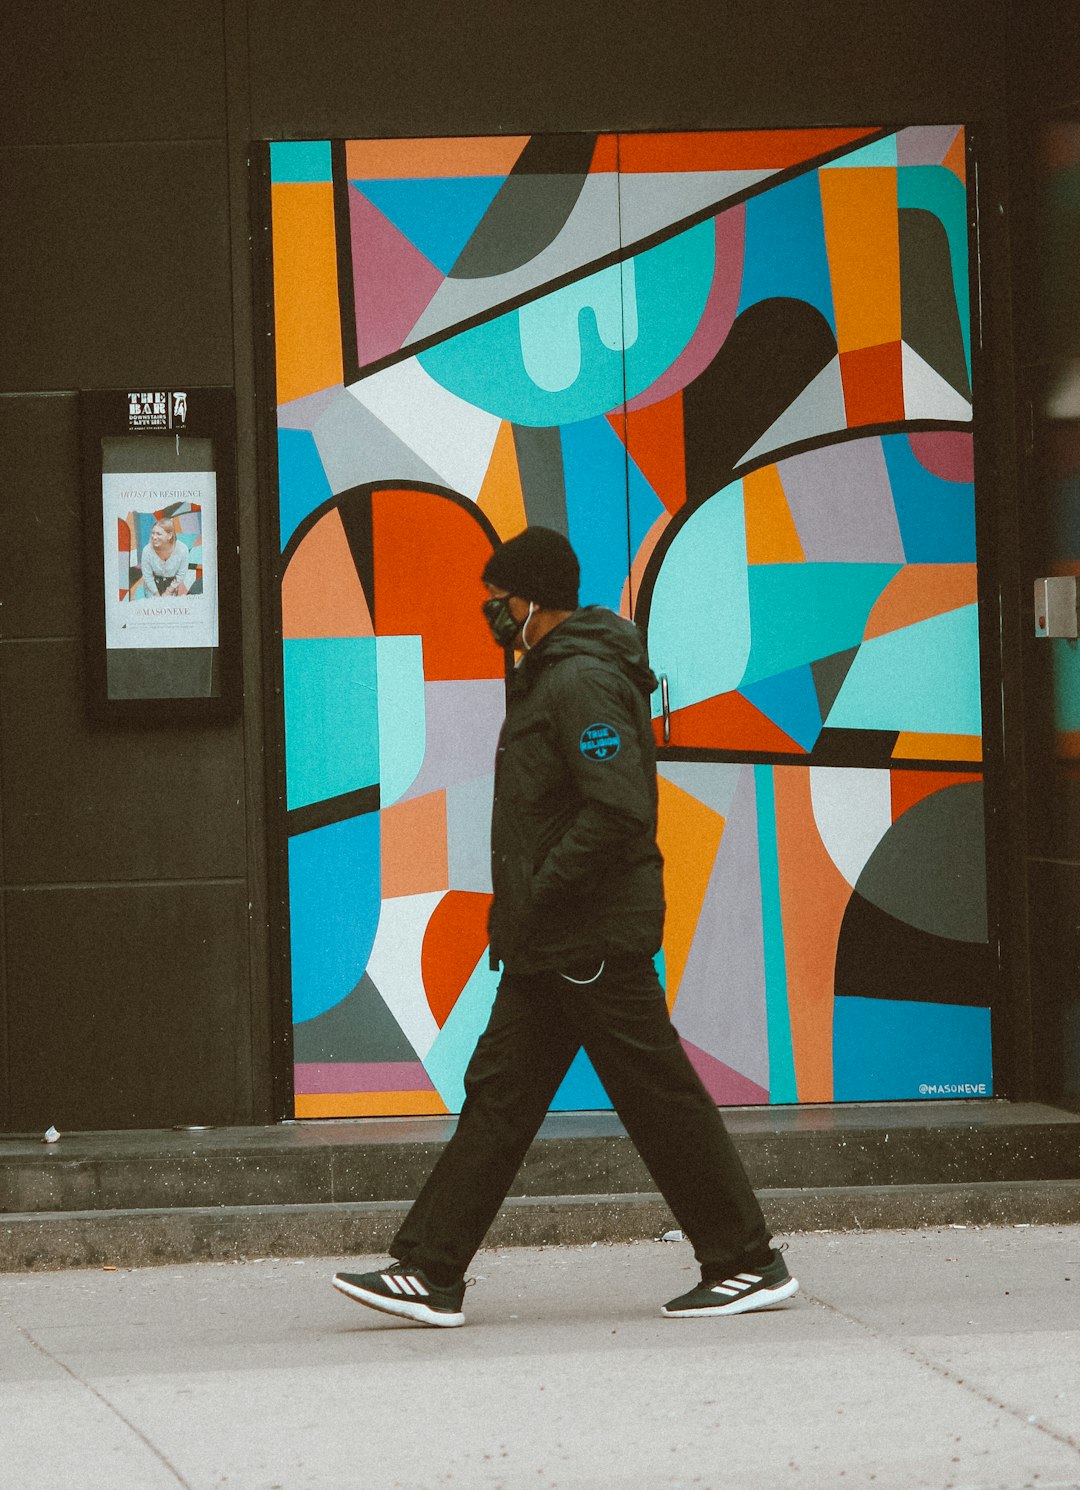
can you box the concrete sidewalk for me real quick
[2,1227,1079,1490]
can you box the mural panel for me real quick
[267,125,990,1116]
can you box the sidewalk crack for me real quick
[801,1291,1080,1461]
[17,1325,195,1488]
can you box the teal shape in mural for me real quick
[824,134,898,169]
[754,766,797,1103]
[289,813,380,1023]
[741,563,901,687]
[1051,639,1080,733]
[375,635,426,807]
[424,949,500,1111]
[898,165,970,384]
[647,484,750,715]
[417,219,714,426]
[550,1048,612,1111]
[826,603,983,735]
[882,434,975,563]
[562,415,664,610]
[284,637,379,810]
[270,140,332,184]
[278,428,333,551]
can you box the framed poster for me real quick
[80,388,239,720]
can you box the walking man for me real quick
[333,527,797,1326]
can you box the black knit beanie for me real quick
[482,527,580,610]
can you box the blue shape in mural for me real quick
[833,995,992,1100]
[271,140,332,184]
[754,766,797,1103]
[742,664,823,750]
[375,636,426,807]
[562,417,663,610]
[425,951,500,1111]
[738,169,836,332]
[417,220,714,426]
[882,434,976,563]
[278,429,333,550]
[742,563,901,686]
[352,177,506,274]
[284,637,379,810]
[289,813,381,1023]
[550,1048,612,1111]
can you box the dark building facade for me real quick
[1,1,1078,1132]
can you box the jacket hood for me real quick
[524,606,658,698]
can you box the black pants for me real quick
[390,954,771,1282]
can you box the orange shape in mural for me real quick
[839,341,905,427]
[864,564,978,640]
[381,791,449,899]
[893,732,981,762]
[421,890,494,1028]
[271,183,343,404]
[773,768,853,1102]
[743,465,805,564]
[372,488,504,681]
[296,1091,448,1118]
[617,392,687,514]
[891,769,981,821]
[656,776,725,1009]
[476,422,527,540]
[942,129,966,184]
[618,129,880,173]
[658,691,806,754]
[345,136,529,178]
[819,167,901,354]
[281,507,374,639]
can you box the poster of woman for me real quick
[101,472,219,650]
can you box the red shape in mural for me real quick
[421,890,494,1028]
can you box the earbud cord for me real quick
[521,600,537,650]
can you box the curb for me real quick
[3,1179,1080,1272]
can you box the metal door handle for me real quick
[660,673,671,744]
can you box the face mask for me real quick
[482,594,521,648]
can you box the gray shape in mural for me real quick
[450,173,590,280]
[617,170,774,248]
[406,172,620,348]
[855,780,987,943]
[657,761,742,820]
[310,385,443,496]
[779,436,905,563]
[811,647,859,721]
[897,125,962,168]
[400,679,507,805]
[513,423,568,531]
[277,384,346,432]
[293,971,417,1063]
[670,765,770,1089]
[737,356,848,467]
[447,773,495,893]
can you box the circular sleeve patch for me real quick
[580,723,621,761]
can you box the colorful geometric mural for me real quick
[267,125,991,1117]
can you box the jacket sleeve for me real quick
[530,660,655,907]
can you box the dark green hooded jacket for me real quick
[488,606,666,973]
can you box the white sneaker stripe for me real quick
[735,1273,762,1284]
[406,1276,429,1296]
[711,1285,740,1296]
[382,1274,406,1294]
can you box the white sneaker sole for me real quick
[661,1276,800,1318]
[332,1274,465,1327]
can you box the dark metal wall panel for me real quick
[4,881,249,1131]
[0,1,227,146]
[0,639,247,886]
[0,142,233,394]
[247,0,1009,140]
[0,395,82,642]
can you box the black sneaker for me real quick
[661,1248,799,1318]
[332,1262,466,1327]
